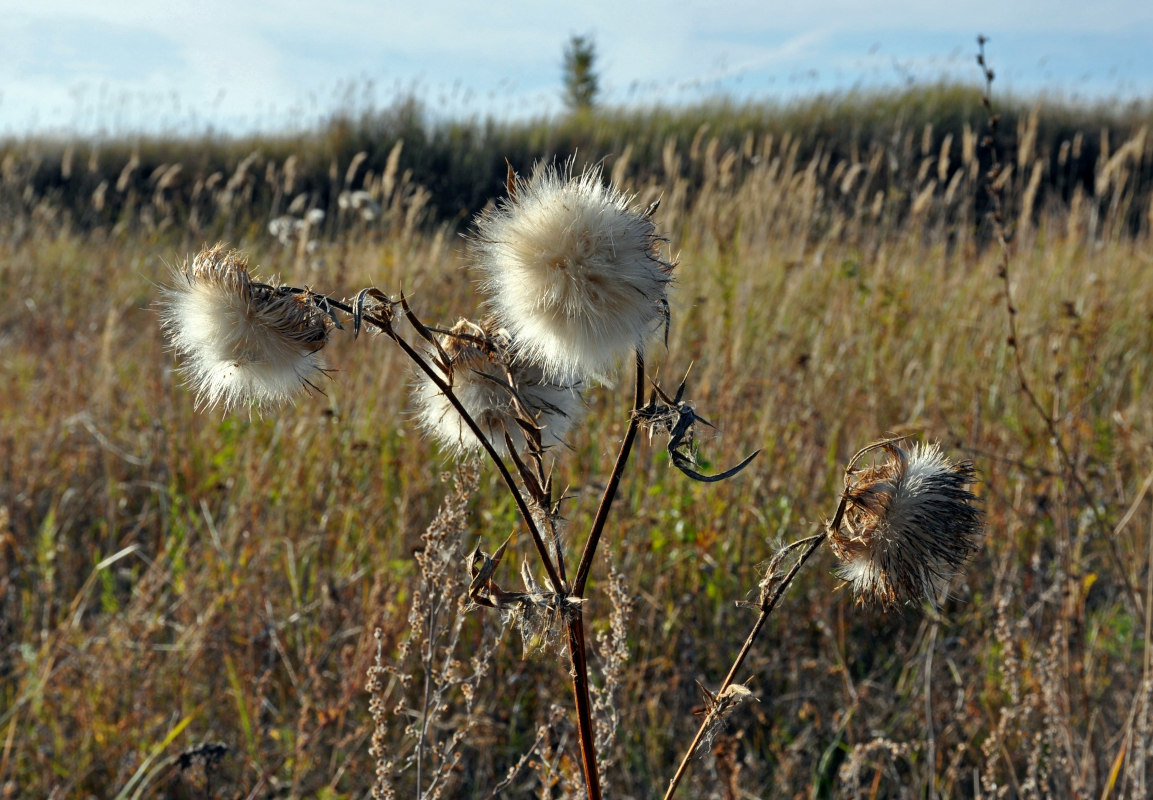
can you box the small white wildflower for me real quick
[158,244,332,412]
[412,318,583,459]
[830,440,982,608]
[470,161,674,382]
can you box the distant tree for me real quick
[562,35,599,114]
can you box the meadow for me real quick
[1,85,1152,798]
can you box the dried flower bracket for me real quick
[159,160,982,799]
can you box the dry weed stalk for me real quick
[973,37,1150,797]
[365,465,497,799]
[664,438,982,799]
[159,158,759,799]
[160,156,982,800]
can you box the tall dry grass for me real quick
[1,94,1152,797]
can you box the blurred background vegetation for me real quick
[1,77,1152,797]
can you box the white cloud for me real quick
[0,0,1149,135]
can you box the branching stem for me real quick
[331,297,566,595]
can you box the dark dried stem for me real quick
[387,328,564,593]
[573,351,646,596]
[565,613,602,800]
[662,482,861,800]
[558,350,646,800]
[976,42,1145,627]
[329,296,565,594]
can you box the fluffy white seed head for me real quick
[830,440,982,608]
[158,244,332,412]
[470,161,675,383]
[412,318,584,459]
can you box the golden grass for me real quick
[1,106,1152,797]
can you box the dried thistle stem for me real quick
[381,307,566,594]
[558,350,645,800]
[573,350,646,595]
[565,614,603,800]
[664,441,891,799]
[662,531,827,800]
[976,38,1145,626]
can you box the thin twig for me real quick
[663,531,828,800]
[976,39,1146,627]
[663,456,884,800]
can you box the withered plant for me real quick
[159,158,982,799]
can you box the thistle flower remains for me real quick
[829,440,982,608]
[158,244,332,412]
[471,161,675,383]
[412,318,584,459]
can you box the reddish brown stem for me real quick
[565,613,602,800]
[573,351,646,596]
[387,327,564,593]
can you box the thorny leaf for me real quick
[351,286,394,339]
[520,559,544,596]
[314,292,344,331]
[466,533,513,607]
[465,535,582,618]
[505,159,517,201]
[692,681,758,754]
[693,681,757,719]
[634,370,759,483]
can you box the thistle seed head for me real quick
[470,160,675,383]
[412,318,584,459]
[830,440,983,608]
[158,244,332,412]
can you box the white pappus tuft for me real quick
[412,318,584,459]
[470,161,675,383]
[158,244,332,413]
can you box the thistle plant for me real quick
[663,438,982,799]
[159,159,983,799]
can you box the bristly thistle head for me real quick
[470,160,675,383]
[412,317,584,459]
[829,440,982,609]
[158,243,332,412]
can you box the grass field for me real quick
[2,86,1152,798]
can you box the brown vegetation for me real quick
[1,88,1152,797]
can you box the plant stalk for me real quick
[385,323,565,593]
[663,531,827,800]
[566,612,603,800]
[573,351,646,595]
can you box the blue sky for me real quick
[3,0,1152,137]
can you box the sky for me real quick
[2,0,1152,138]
